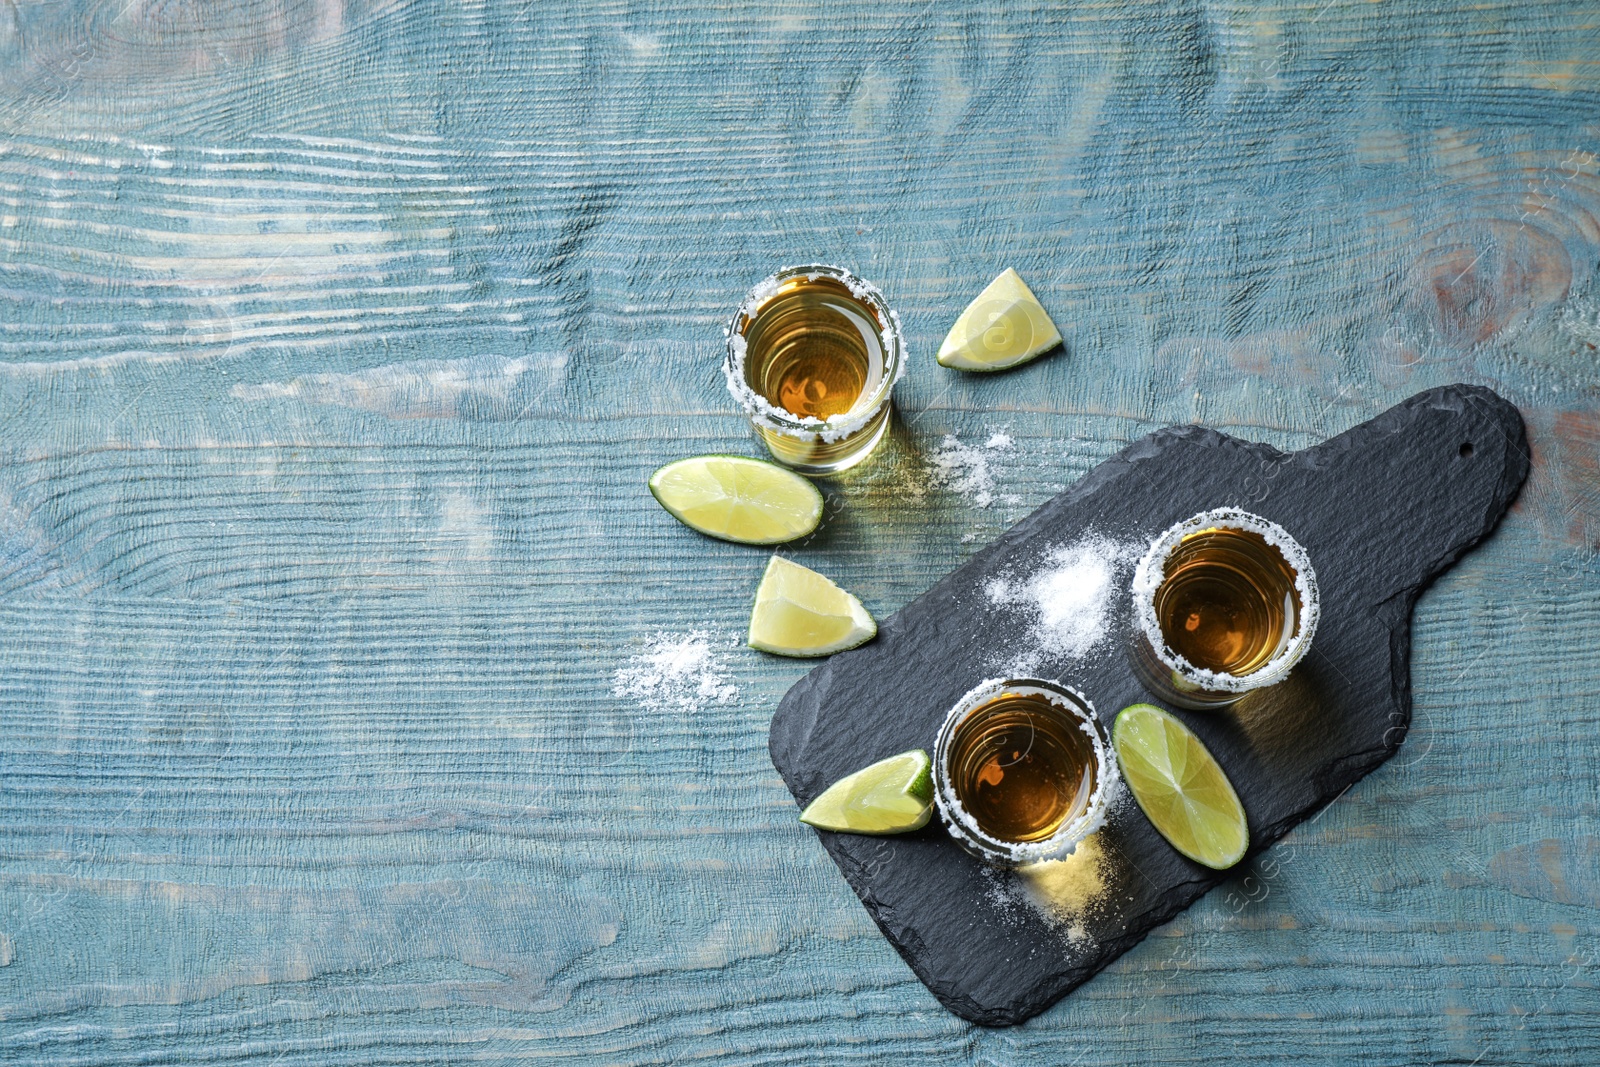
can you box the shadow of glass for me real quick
[1219,668,1339,808]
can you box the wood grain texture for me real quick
[0,0,1597,1062]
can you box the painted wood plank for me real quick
[0,0,1597,1061]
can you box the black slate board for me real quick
[768,384,1530,1026]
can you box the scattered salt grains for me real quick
[986,535,1135,661]
[930,435,991,505]
[980,867,1024,921]
[612,632,738,714]
[928,430,1020,510]
[977,835,1112,947]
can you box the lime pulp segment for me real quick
[936,268,1063,372]
[747,555,876,657]
[648,454,823,544]
[800,749,934,834]
[1112,703,1249,870]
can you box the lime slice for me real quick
[649,455,823,545]
[1112,703,1249,870]
[936,268,1063,371]
[747,555,876,657]
[800,749,934,834]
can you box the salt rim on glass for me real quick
[932,677,1119,868]
[1130,507,1321,695]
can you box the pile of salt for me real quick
[612,632,739,714]
[986,535,1134,661]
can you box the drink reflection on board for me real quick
[724,265,905,475]
[1130,508,1320,710]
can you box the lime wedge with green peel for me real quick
[800,749,934,834]
[1113,703,1249,870]
[936,268,1063,371]
[748,555,876,657]
[649,455,823,545]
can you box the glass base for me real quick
[1128,631,1244,710]
[755,402,892,476]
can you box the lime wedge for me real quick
[747,555,876,657]
[800,749,934,834]
[649,455,823,545]
[936,268,1063,371]
[1112,703,1249,870]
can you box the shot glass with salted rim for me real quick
[723,264,905,475]
[932,678,1118,868]
[1129,507,1320,710]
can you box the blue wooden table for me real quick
[1,1,1597,1062]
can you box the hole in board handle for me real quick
[1459,441,1475,458]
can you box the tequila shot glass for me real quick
[932,678,1117,867]
[1129,507,1320,710]
[723,264,905,475]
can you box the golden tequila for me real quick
[1156,526,1299,677]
